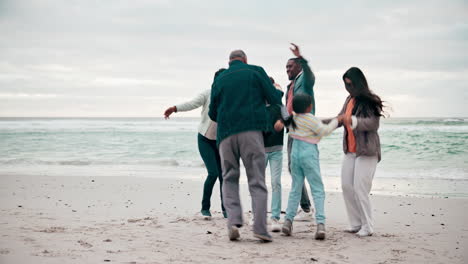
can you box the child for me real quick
[282,94,339,240]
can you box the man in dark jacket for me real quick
[285,43,316,221]
[209,50,282,242]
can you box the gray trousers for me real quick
[219,131,268,235]
[287,136,312,211]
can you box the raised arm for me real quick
[290,43,315,93]
[299,57,315,92]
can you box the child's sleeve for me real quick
[306,115,339,138]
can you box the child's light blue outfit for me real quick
[285,114,338,224]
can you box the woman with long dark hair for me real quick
[337,67,384,237]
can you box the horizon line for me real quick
[0,116,467,119]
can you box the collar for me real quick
[229,60,245,66]
[294,70,304,81]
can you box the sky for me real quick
[0,0,467,118]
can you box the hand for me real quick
[337,115,345,124]
[290,43,302,58]
[163,106,177,119]
[343,115,352,127]
[274,119,284,132]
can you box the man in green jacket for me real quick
[285,43,316,221]
[209,50,282,242]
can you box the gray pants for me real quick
[287,136,312,211]
[219,131,268,235]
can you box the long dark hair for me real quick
[343,67,385,117]
[284,94,313,130]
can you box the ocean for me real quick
[1,117,467,197]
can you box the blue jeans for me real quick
[265,150,283,220]
[285,140,325,224]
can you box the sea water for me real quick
[1,117,467,197]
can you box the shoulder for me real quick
[297,113,319,123]
[247,64,267,74]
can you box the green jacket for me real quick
[209,60,282,145]
[285,57,316,114]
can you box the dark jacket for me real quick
[209,60,282,145]
[338,96,382,162]
[263,104,284,152]
[285,57,316,114]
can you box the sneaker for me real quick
[200,210,212,220]
[315,223,326,240]
[222,211,228,219]
[270,218,281,232]
[248,216,254,226]
[344,226,361,233]
[228,225,240,241]
[253,232,273,242]
[282,219,293,236]
[356,229,373,237]
[295,209,314,222]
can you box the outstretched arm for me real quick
[163,90,208,119]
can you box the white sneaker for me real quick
[356,228,373,237]
[295,209,314,222]
[248,216,254,226]
[270,218,281,232]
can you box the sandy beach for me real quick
[0,174,466,264]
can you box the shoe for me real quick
[315,223,326,240]
[295,209,314,222]
[270,218,281,232]
[253,232,273,242]
[344,226,361,233]
[282,219,293,236]
[356,229,373,237]
[200,210,212,220]
[222,211,228,219]
[228,225,240,241]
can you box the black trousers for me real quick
[198,133,225,212]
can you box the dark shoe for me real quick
[228,225,240,241]
[253,232,273,242]
[201,210,212,220]
[282,219,293,236]
[315,223,326,240]
[222,211,228,219]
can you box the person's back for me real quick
[210,59,281,144]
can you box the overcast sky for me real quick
[0,0,467,117]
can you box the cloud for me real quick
[0,0,467,117]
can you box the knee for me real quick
[271,183,281,193]
[341,182,355,194]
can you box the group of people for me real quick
[164,44,384,242]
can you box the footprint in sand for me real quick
[77,240,93,248]
[38,226,66,233]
